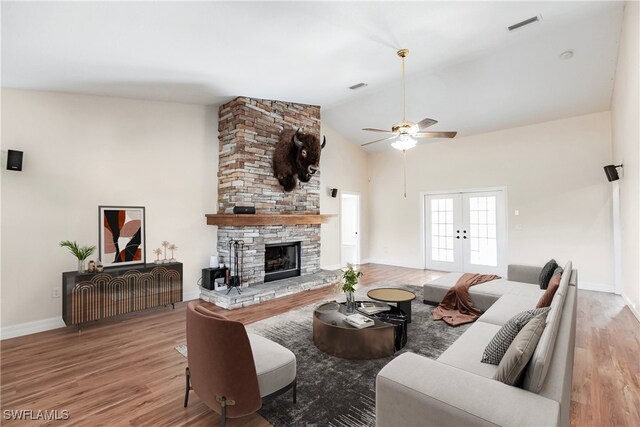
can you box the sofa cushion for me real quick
[248,333,296,397]
[481,307,551,365]
[477,294,539,326]
[437,321,501,378]
[494,312,548,385]
[536,273,561,308]
[523,261,572,392]
[539,259,558,289]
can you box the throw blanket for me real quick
[432,273,501,326]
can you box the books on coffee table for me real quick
[345,313,375,329]
[357,302,390,315]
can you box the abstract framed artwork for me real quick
[99,206,146,267]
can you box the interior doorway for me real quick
[340,192,361,266]
[424,188,507,275]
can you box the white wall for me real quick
[611,1,640,319]
[320,123,369,268]
[368,112,614,290]
[1,89,218,334]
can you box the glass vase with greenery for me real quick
[342,264,363,313]
[59,240,96,273]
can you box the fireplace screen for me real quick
[264,242,301,283]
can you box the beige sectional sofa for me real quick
[376,262,577,427]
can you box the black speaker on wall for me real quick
[7,150,23,171]
[603,164,622,182]
[330,188,338,198]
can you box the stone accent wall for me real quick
[217,97,321,214]
[216,97,322,287]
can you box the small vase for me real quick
[345,291,355,314]
[77,259,85,274]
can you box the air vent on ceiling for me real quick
[508,15,542,31]
[349,82,368,90]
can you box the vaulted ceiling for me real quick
[2,1,625,150]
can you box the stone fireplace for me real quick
[199,96,339,309]
[216,96,321,287]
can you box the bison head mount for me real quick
[273,128,326,192]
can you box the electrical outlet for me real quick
[51,288,61,298]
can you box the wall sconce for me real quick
[330,188,338,198]
[603,164,623,182]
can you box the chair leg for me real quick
[221,402,227,427]
[184,367,190,408]
[292,380,297,404]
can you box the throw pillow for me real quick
[494,312,548,385]
[536,272,562,308]
[538,259,558,289]
[481,307,550,365]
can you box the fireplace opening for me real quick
[264,242,301,283]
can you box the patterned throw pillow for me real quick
[538,259,558,289]
[481,307,551,365]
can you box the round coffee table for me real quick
[312,301,404,359]
[367,288,416,323]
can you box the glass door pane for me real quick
[425,194,462,271]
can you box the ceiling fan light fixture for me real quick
[391,134,417,151]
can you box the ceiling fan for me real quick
[361,49,457,150]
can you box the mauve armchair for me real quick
[184,301,296,426]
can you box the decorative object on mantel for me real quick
[153,248,163,264]
[59,240,97,273]
[273,127,326,192]
[99,206,145,267]
[96,261,104,273]
[341,264,363,314]
[227,239,245,294]
[87,260,96,273]
[232,206,256,214]
[168,243,178,262]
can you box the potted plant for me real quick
[342,264,363,313]
[59,240,96,273]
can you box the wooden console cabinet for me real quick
[62,262,183,327]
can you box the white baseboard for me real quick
[183,290,200,301]
[1,317,65,340]
[622,293,640,323]
[321,264,343,271]
[362,259,423,270]
[579,281,615,293]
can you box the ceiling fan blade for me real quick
[414,131,458,139]
[361,135,398,147]
[362,127,395,133]
[416,118,438,130]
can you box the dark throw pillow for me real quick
[481,307,550,365]
[539,259,558,289]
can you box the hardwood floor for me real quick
[1,264,638,426]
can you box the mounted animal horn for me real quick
[293,128,304,147]
[321,136,326,149]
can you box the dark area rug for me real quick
[245,283,470,427]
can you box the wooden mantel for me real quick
[205,214,335,227]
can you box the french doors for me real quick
[425,190,506,275]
